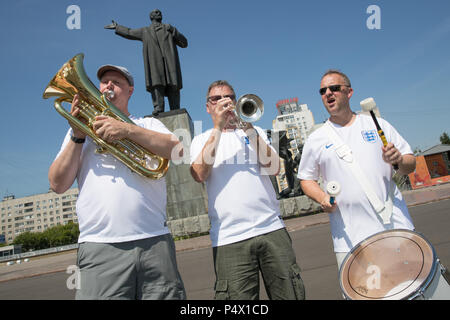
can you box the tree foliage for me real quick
[13,222,79,251]
[440,132,450,145]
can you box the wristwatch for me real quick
[70,135,86,144]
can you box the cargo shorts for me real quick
[212,228,305,300]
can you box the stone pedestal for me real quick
[278,177,322,218]
[147,109,210,237]
[278,195,321,218]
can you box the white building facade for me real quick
[273,97,315,158]
[270,98,316,195]
[0,188,78,244]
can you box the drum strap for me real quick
[324,121,393,224]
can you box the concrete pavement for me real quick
[1,183,449,284]
[175,182,450,252]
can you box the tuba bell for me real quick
[43,53,169,179]
[230,94,264,128]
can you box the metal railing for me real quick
[0,243,78,263]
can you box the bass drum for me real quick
[339,229,450,300]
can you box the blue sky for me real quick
[0,0,449,198]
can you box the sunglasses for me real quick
[207,94,236,103]
[319,84,350,95]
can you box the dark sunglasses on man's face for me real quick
[207,94,236,103]
[319,84,350,95]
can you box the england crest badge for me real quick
[361,130,378,143]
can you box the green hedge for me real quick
[13,222,79,251]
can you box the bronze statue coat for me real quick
[115,23,188,92]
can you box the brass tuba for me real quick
[43,53,169,179]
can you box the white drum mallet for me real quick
[326,181,341,205]
[360,97,399,170]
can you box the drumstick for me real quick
[360,98,399,170]
[326,181,341,205]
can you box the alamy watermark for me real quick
[366,5,381,30]
[66,5,81,30]
[66,264,80,290]
[366,264,381,290]
[170,122,281,176]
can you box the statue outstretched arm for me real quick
[105,21,144,41]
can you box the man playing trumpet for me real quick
[190,80,305,300]
[48,64,186,300]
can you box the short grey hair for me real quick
[206,80,236,101]
[321,69,351,87]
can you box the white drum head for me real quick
[339,229,436,300]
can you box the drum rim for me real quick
[339,229,437,300]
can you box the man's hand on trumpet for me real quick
[208,94,236,131]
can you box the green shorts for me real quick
[213,228,305,300]
[76,234,186,300]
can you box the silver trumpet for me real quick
[228,94,264,128]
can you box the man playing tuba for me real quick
[48,64,186,300]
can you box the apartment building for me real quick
[0,188,78,244]
[270,98,315,196]
[273,97,315,158]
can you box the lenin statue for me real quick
[105,9,188,116]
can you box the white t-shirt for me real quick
[190,127,285,247]
[56,116,173,243]
[298,114,414,253]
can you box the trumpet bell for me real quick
[236,94,264,123]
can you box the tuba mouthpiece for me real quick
[104,90,115,100]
